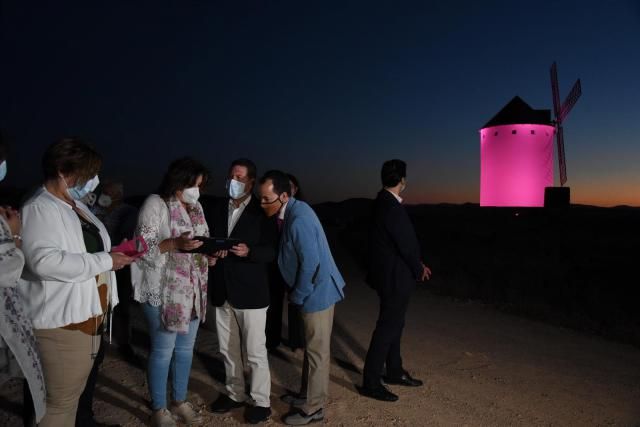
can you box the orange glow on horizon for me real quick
[403,187,640,208]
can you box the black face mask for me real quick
[262,197,283,206]
[261,196,284,217]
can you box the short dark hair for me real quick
[381,159,406,188]
[259,170,291,196]
[286,173,305,201]
[42,138,102,184]
[229,158,257,180]
[158,157,210,199]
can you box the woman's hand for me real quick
[161,232,203,253]
[110,252,135,271]
[0,207,22,247]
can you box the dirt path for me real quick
[2,233,639,426]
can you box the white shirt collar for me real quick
[228,194,252,210]
[278,200,289,221]
[386,189,403,204]
[228,195,252,235]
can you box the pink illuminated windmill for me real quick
[479,63,581,207]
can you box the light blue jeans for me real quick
[142,303,200,410]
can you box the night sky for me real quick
[2,1,639,206]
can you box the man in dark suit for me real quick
[360,159,432,402]
[207,159,278,424]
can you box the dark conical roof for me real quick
[482,96,552,128]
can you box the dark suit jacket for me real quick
[207,196,278,309]
[366,190,423,294]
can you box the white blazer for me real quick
[18,187,118,329]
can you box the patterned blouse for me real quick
[131,195,210,333]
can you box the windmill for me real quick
[479,63,582,208]
[547,62,582,205]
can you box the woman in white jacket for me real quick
[19,138,134,427]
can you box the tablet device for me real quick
[182,236,243,254]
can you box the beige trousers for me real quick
[215,302,271,407]
[299,305,335,415]
[35,328,100,427]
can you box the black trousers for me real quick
[266,275,286,348]
[286,302,304,350]
[362,286,412,389]
[112,267,133,353]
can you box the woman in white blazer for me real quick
[19,138,134,427]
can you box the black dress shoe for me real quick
[245,405,272,424]
[383,371,424,387]
[357,385,399,402]
[210,394,245,413]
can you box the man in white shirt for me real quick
[207,159,278,424]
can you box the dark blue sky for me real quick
[2,1,639,205]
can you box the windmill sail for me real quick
[550,62,580,187]
[550,62,561,119]
[559,79,582,123]
[557,126,567,186]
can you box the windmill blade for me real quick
[559,79,582,122]
[557,126,568,186]
[550,62,561,119]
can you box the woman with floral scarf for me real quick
[131,158,216,427]
[0,135,46,424]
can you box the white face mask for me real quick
[228,179,247,200]
[98,194,112,207]
[0,160,7,182]
[81,192,97,206]
[66,175,100,200]
[181,186,200,205]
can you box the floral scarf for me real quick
[0,217,46,422]
[162,197,209,334]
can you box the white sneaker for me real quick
[151,408,177,427]
[170,401,203,425]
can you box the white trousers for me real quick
[215,302,271,407]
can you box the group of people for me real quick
[0,135,431,427]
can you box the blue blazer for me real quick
[278,198,346,313]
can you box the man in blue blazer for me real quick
[258,170,345,426]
